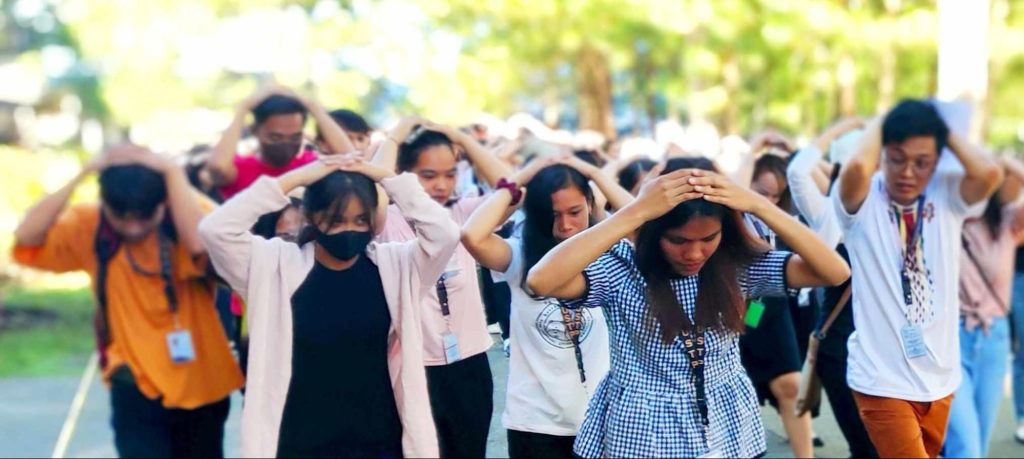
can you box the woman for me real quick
[198,153,459,458]
[740,154,817,458]
[946,157,1024,458]
[376,118,514,458]
[461,155,633,458]
[526,158,849,458]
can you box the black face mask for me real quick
[316,230,371,261]
[261,142,302,168]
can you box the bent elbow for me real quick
[827,264,852,287]
[525,270,551,297]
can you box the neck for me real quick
[314,244,359,271]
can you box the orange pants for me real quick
[853,391,954,459]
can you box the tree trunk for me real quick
[576,42,616,139]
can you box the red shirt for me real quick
[219,148,318,199]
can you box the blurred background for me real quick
[0,0,1022,435]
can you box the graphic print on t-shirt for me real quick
[534,299,596,349]
[891,199,937,324]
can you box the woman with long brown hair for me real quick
[526,157,849,458]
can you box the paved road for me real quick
[2,341,1023,458]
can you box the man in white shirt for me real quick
[835,99,1003,458]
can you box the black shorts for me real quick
[740,295,817,408]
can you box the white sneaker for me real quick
[487,323,502,335]
[1015,423,1024,444]
[503,338,511,357]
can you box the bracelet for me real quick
[495,178,523,206]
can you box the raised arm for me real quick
[560,155,634,211]
[461,189,515,272]
[788,118,862,238]
[300,94,356,156]
[206,82,287,186]
[370,116,425,173]
[839,117,883,214]
[689,170,850,288]
[14,155,103,247]
[527,169,702,299]
[426,122,512,188]
[947,132,1004,206]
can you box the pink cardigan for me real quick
[199,173,458,458]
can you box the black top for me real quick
[1016,246,1024,273]
[818,244,856,358]
[277,255,403,459]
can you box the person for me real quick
[198,150,459,458]
[835,99,1003,458]
[317,108,373,157]
[12,145,243,458]
[945,157,1024,458]
[786,117,879,458]
[250,197,304,243]
[739,153,817,459]
[616,157,657,196]
[204,80,356,199]
[526,157,850,458]
[375,118,514,458]
[461,155,633,458]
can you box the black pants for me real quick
[508,429,576,459]
[110,380,230,458]
[425,352,493,458]
[479,267,512,341]
[816,351,878,458]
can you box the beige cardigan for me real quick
[198,173,458,458]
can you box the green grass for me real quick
[0,286,96,377]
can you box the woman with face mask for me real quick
[525,158,850,458]
[460,155,633,458]
[199,150,459,458]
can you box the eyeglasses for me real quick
[884,153,935,176]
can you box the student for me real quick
[205,81,356,199]
[616,157,657,196]
[461,155,633,458]
[12,145,243,458]
[835,99,1003,458]
[739,153,817,459]
[526,158,849,458]
[786,118,878,458]
[198,148,459,457]
[375,119,514,458]
[318,108,373,157]
[250,197,304,243]
[945,157,1024,458]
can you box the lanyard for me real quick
[680,327,709,427]
[436,276,451,317]
[890,196,925,312]
[558,305,587,384]
[125,233,180,323]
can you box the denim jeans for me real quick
[1013,272,1024,422]
[945,317,1011,458]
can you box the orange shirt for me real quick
[12,203,243,409]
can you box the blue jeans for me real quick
[945,317,1010,458]
[1013,272,1024,421]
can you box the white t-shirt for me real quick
[834,171,985,401]
[492,237,610,435]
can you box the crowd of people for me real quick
[12,79,1024,459]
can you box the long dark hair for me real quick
[298,171,379,244]
[635,157,767,343]
[398,130,454,172]
[981,193,1004,240]
[252,197,303,240]
[521,164,595,292]
[617,157,656,194]
[752,154,793,212]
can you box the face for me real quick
[411,145,458,204]
[883,136,939,205]
[255,113,305,167]
[550,187,591,241]
[659,216,723,277]
[751,172,782,206]
[274,206,304,242]
[102,205,166,243]
[314,197,371,236]
[347,131,372,154]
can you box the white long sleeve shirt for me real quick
[786,145,842,248]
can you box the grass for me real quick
[0,286,95,378]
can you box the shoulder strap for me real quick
[817,285,851,339]
[93,214,121,369]
[962,235,1009,314]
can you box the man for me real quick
[836,99,1003,458]
[13,145,244,458]
[317,108,373,156]
[205,81,355,199]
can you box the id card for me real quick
[442,332,461,364]
[167,330,196,364]
[900,324,927,360]
[744,300,765,328]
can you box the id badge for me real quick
[744,300,765,328]
[442,332,461,364]
[167,330,196,364]
[900,324,927,360]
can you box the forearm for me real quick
[839,121,882,213]
[752,201,848,284]
[14,171,88,246]
[462,189,514,247]
[787,146,829,226]
[462,139,512,187]
[308,99,355,155]
[590,172,634,211]
[528,205,644,295]
[207,110,245,184]
[164,167,207,255]
[370,137,400,174]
